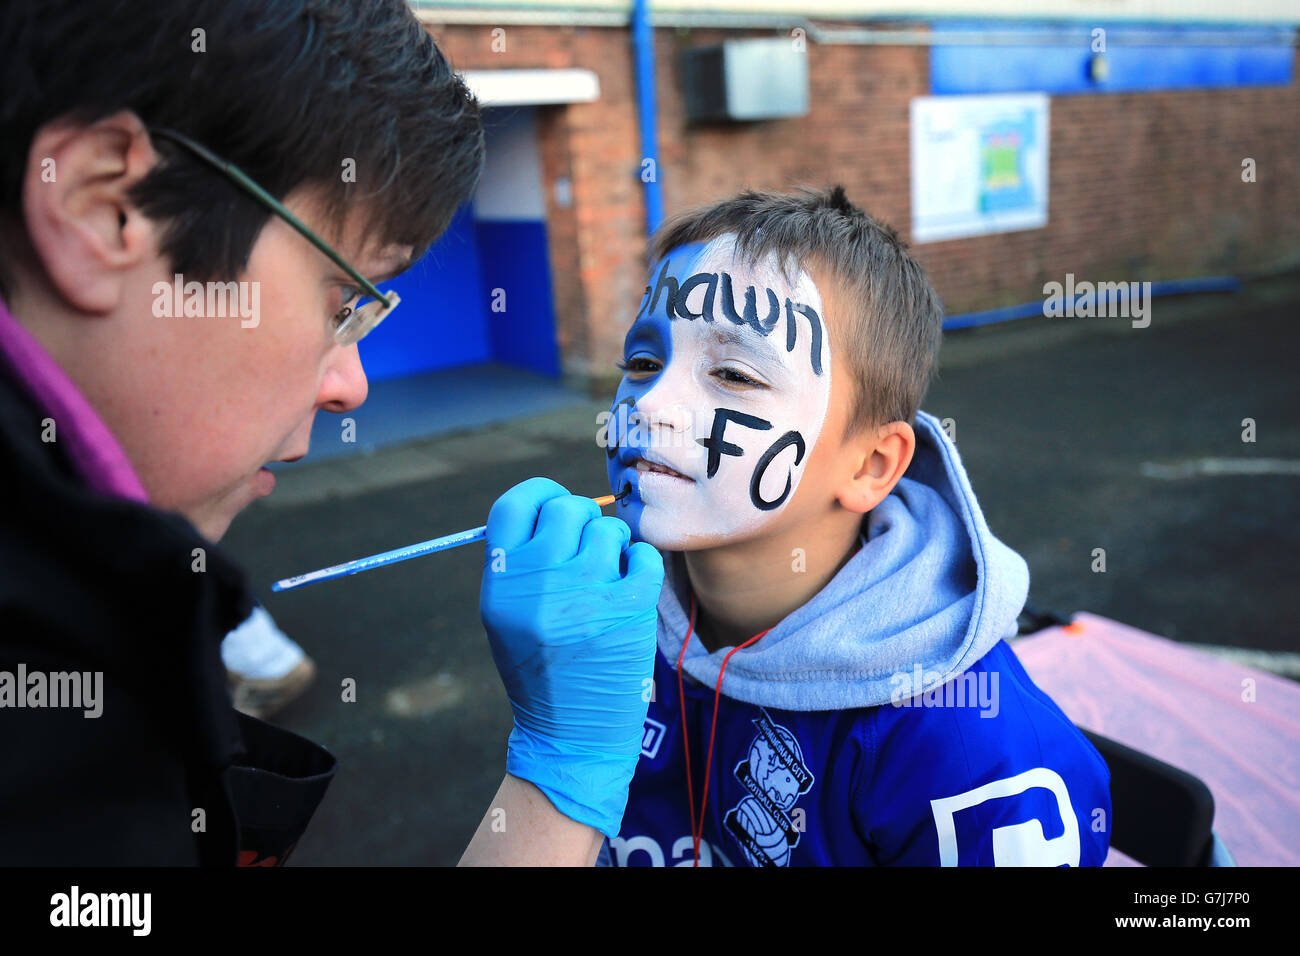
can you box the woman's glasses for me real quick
[147,127,400,346]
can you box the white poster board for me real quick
[910,93,1050,243]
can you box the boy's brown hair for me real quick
[649,185,943,436]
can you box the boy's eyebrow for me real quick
[706,323,782,362]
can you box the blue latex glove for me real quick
[480,477,664,838]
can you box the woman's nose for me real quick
[319,342,369,413]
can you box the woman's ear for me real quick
[836,420,916,515]
[20,110,160,314]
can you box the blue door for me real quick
[358,204,492,382]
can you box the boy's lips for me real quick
[634,455,693,482]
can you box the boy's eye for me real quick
[714,366,765,388]
[617,357,661,378]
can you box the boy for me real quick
[599,186,1110,866]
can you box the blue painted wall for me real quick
[358,204,492,382]
[356,103,564,384]
[931,21,1294,96]
[476,219,562,378]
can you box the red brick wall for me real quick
[426,22,1300,381]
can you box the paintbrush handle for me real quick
[271,525,487,592]
[269,489,626,593]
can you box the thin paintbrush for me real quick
[270,488,629,592]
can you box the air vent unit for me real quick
[682,38,809,123]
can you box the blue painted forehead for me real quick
[660,240,714,271]
[647,236,802,289]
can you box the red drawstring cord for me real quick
[674,602,697,862]
[676,593,772,867]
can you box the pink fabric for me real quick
[0,296,148,503]
[1012,613,1300,867]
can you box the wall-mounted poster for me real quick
[910,93,1049,242]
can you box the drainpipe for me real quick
[632,0,664,236]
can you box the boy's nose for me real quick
[634,380,694,437]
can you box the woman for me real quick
[0,0,660,866]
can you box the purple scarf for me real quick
[0,295,148,503]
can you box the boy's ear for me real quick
[20,110,161,314]
[836,420,916,515]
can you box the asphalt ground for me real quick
[222,274,1300,865]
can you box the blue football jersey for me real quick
[603,639,1111,866]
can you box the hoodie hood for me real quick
[656,409,1030,711]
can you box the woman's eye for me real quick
[617,357,661,377]
[331,287,364,329]
[714,366,764,387]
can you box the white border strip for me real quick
[460,68,600,106]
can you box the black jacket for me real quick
[0,356,335,865]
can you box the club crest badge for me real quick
[723,709,815,866]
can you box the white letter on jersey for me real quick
[608,835,665,867]
[930,767,1080,866]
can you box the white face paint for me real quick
[607,233,833,550]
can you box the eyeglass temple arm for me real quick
[148,127,392,305]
